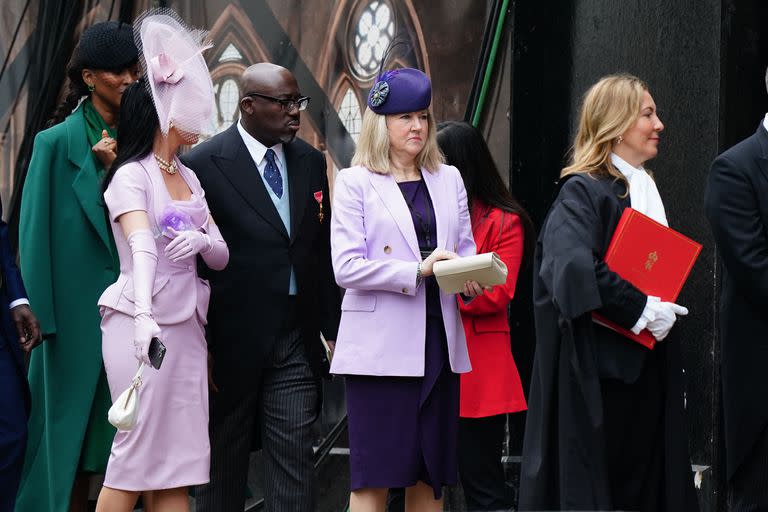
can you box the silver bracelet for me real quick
[416,262,423,287]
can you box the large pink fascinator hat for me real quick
[134,8,214,137]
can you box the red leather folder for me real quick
[591,208,702,349]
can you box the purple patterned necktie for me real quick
[263,148,283,198]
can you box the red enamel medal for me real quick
[314,190,324,223]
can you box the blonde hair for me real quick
[352,107,444,174]
[562,74,648,192]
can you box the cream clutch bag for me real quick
[433,252,508,294]
[107,363,144,431]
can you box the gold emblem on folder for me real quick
[645,251,658,271]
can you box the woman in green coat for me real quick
[17,22,139,512]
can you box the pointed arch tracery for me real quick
[203,3,272,135]
[337,88,363,144]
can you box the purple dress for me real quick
[345,179,460,499]
[98,154,211,490]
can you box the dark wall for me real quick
[721,0,768,147]
[511,1,574,225]
[508,1,575,462]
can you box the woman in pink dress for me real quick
[95,10,227,511]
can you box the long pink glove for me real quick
[128,229,161,365]
[164,222,228,270]
[164,229,210,261]
[200,220,228,270]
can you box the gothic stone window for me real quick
[213,78,240,134]
[351,0,395,80]
[338,88,362,143]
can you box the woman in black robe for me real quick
[518,74,699,511]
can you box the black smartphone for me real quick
[148,337,167,370]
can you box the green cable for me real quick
[471,0,510,127]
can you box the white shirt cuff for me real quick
[9,298,29,310]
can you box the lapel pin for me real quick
[313,190,324,223]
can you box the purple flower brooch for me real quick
[158,204,193,237]
[369,81,390,107]
[368,69,400,108]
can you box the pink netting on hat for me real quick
[134,8,215,138]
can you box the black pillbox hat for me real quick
[77,21,138,71]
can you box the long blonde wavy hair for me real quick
[561,74,648,192]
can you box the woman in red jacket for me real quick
[437,121,534,511]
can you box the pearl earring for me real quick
[616,135,623,144]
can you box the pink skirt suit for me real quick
[98,154,212,490]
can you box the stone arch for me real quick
[318,0,430,92]
[203,4,273,134]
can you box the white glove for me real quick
[646,301,688,341]
[635,296,688,341]
[164,228,212,262]
[631,296,689,341]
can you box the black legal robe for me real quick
[518,174,698,511]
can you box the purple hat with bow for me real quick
[367,67,432,115]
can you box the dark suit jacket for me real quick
[182,124,341,414]
[704,122,768,480]
[0,195,30,506]
[0,195,29,405]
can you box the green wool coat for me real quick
[16,105,119,511]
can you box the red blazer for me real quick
[459,201,527,418]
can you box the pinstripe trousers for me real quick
[729,425,768,512]
[195,328,318,512]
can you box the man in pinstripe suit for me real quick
[184,63,341,512]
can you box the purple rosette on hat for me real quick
[159,204,193,237]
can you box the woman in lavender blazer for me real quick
[330,66,481,512]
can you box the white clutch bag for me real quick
[432,252,508,294]
[107,363,145,431]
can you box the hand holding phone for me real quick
[148,337,167,369]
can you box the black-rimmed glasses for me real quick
[243,92,310,112]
